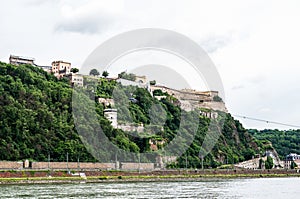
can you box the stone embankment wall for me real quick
[31,162,116,170]
[0,161,23,169]
[0,161,155,171]
[120,162,154,170]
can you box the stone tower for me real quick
[104,108,118,128]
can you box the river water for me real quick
[0,177,299,198]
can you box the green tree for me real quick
[259,158,264,169]
[89,69,100,76]
[102,71,109,78]
[71,68,79,73]
[118,71,135,81]
[291,161,298,169]
[249,129,300,160]
[213,95,223,102]
[265,156,274,169]
[150,80,156,85]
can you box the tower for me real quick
[104,109,118,128]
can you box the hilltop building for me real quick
[51,60,84,87]
[9,55,52,73]
[8,55,82,87]
[51,61,71,78]
[9,55,35,66]
[65,73,84,87]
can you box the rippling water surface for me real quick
[1,177,299,198]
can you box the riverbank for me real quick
[0,169,300,185]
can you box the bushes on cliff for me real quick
[0,62,263,167]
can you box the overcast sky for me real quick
[1,0,300,130]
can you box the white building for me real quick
[65,73,84,87]
[285,153,300,169]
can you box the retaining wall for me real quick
[31,162,116,170]
[120,162,155,170]
[0,161,23,169]
[0,161,154,170]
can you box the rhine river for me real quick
[1,177,299,198]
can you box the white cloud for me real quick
[55,0,124,34]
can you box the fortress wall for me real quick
[177,92,212,101]
[117,124,144,133]
[199,101,227,112]
[151,85,226,112]
[150,85,214,102]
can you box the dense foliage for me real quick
[89,69,99,76]
[0,62,266,168]
[265,156,274,169]
[249,129,300,159]
[117,71,136,81]
[0,62,95,162]
[84,75,266,167]
[173,115,264,168]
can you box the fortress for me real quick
[100,75,227,153]
[5,55,231,169]
[8,55,225,113]
[8,54,226,125]
[101,75,227,115]
[149,84,227,112]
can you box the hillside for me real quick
[249,129,300,159]
[0,62,268,168]
[0,62,95,162]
